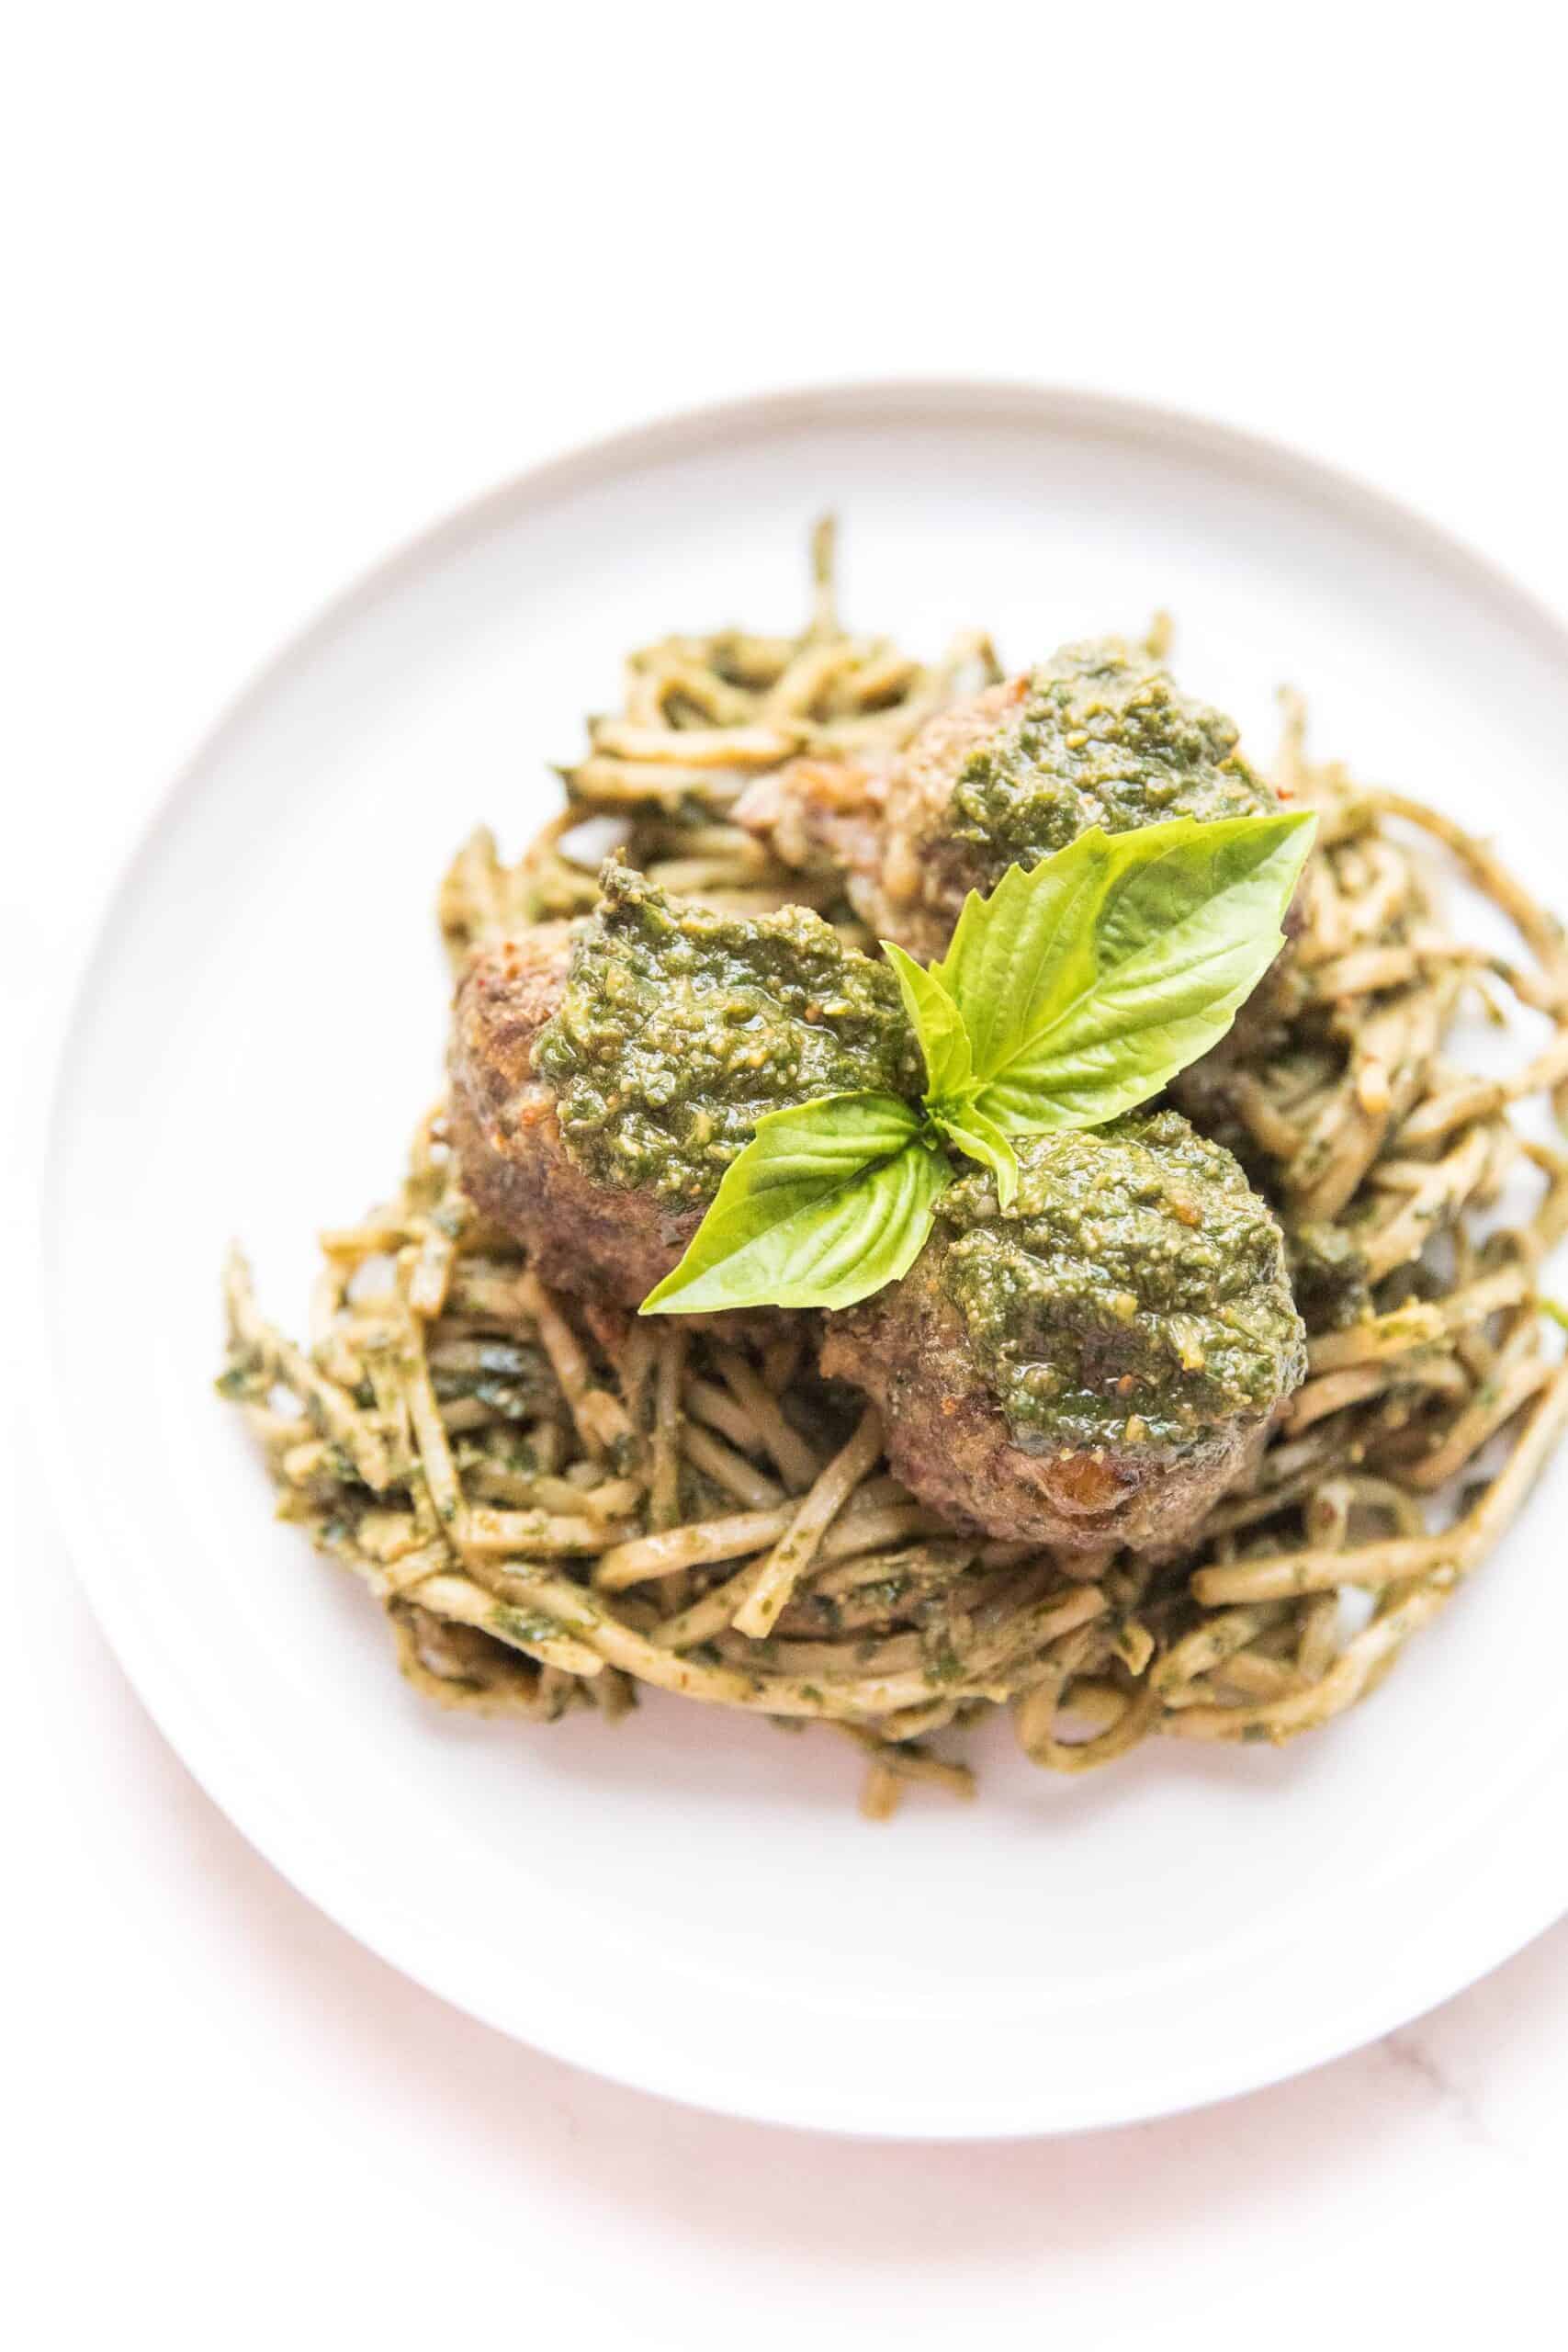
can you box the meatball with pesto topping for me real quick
[448,918,688,1305]
[449,864,920,1306]
[740,639,1280,962]
[818,1111,1306,1553]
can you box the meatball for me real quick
[726,752,892,909]
[734,680,1021,940]
[819,1111,1305,1553]
[449,922,705,1305]
[448,865,920,1307]
[740,641,1280,963]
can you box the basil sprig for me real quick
[640,809,1314,1317]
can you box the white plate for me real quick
[39,382,1568,2139]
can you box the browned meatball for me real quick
[448,924,705,1306]
[729,753,891,908]
[819,1114,1305,1554]
[741,643,1282,966]
[448,866,923,1310]
[858,676,1030,958]
[735,681,1022,958]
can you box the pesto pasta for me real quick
[220,532,1568,1814]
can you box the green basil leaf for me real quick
[932,1103,1019,1210]
[933,812,1315,1135]
[639,1092,949,1315]
[881,939,974,1108]
[930,827,1111,1084]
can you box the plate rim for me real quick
[35,374,1568,2139]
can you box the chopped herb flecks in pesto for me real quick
[534,864,921,1207]
[950,639,1276,883]
[1283,1217,1372,1334]
[935,1110,1305,1453]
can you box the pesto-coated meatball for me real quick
[819,1111,1305,1553]
[740,641,1281,963]
[448,865,919,1307]
[448,922,705,1306]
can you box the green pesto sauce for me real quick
[937,1110,1305,1453]
[949,639,1275,881]
[491,1602,567,1648]
[1284,1218,1372,1334]
[534,864,920,1207]
[430,1340,558,1419]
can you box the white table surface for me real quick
[9,7,1568,2341]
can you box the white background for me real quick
[7,6,1568,2342]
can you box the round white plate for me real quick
[40,382,1568,2138]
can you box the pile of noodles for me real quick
[220,531,1568,1814]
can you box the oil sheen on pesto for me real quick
[951,639,1276,881]
[936,1110,1305,1454]
[534,864,920,1207]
